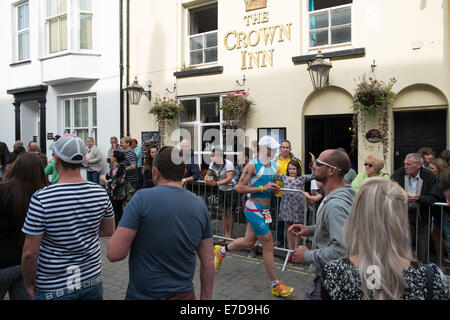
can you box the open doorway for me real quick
[305,114,357,173]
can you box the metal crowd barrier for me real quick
[184,181,318,272]
[184,181,450,277]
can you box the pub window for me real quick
[309,0,352,48]
[188,3,218,66]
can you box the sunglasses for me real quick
[364,163,374,168]
[315,159,342,172]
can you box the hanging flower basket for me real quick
[149,95,184,146]
[219,90,254,129]
[351,74,397,161]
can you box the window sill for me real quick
[174,66,224,79]
[39,51,101,62]
[10,60,32,67]
[292,47,365,64]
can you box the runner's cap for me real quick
[258,136,280,150]
[50,134,86,164]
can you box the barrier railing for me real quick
[184,181,317,272]
[183,181,450,276]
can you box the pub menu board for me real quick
[141,131,160,147]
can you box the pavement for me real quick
[100,238,315,300]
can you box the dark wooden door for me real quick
[394,110,447,170]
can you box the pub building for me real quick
[124,0,449,173]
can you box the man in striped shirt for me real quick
[21,135,115,300]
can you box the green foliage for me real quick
[218,90,254,121]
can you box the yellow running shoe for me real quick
[272,281,295,297]
[214,245,225,270]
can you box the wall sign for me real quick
[366,129,382,143]
[224,0,292,70]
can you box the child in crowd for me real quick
[275,159,315,254]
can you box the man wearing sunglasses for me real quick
[288,149,356,300]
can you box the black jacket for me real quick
[183,149,200,181]
[391,167,442,218]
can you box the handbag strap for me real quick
[425,264,434,300]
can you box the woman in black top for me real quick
[0,153,48,299]
[142,145,158,188]
[321,178,449,300]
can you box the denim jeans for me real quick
[35,277,103,300]
[87,171,100,184]
[443,209,450,257]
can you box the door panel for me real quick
[394,110,447,170]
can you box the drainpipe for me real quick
[126,0,130,137]
[119,0,124,138]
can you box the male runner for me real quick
[213,136,295,297]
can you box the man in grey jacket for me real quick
[288,149,356,300]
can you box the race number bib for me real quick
[263,209,272,224]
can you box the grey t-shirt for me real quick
[208,159,235,191]
[119,185,212,300]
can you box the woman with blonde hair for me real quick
[321,178,449,300]
[351,155,389,191]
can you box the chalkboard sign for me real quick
[141,131,160,147]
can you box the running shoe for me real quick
[214,245,225,270]
[271,281,295,297]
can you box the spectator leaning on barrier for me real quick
[204,148,235,241]
[321,178,449,300]
[21,135,115,300]
[288,149,356,300]
[391,153,442,262]
[107,146,214,300]
[351,154,390,192]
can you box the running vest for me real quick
[249,158,278,199]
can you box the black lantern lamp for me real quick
[307,51,332,90]
[126,76,151,105]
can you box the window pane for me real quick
[179,99,197,123]
[201,125,220,153]
[81,99,89,127]
[92,98,97,126]
[205,32,217,48]
[310,30,328,47]
[49,18,59,53]
[205,48,217,63]
[180,126,199,152]
[80,14,93,49]
[310,12,328,30]
[80,0,92,11]
[74,100,81,127]
[75,129,89,143]
[331,26,351,44]
[18,3,30,30]
[331,7,351,26]
[18,32,30,61]
[201,97,220,123]
[189,4,218,35]
[190,35,203,50]
[47,0,57,17]
[58,0,67,14]
[59,16,67,51]
[91,128,97,144]
[65,100,71,128]
[309,0,352,11]
[190,50,203,65]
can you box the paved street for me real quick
[100,238,315,300]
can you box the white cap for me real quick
[258,136,280,150]
[49,134,86,164]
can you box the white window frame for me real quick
[178,94,228,166]
[186,2,218,67]
[63,95,98,143]
[15,1,31,62]
[46,0,69,54]
[306,1,353,52]
[78,0,94,51]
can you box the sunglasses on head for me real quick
[315,159,342,172]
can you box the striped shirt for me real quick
[124,150,139,183]
[22,182,114,291]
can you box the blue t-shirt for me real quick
[119,185,212,300]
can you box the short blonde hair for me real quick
[121,136,133,146]
[365,154,384,173]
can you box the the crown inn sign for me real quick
[224,0,293,70]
